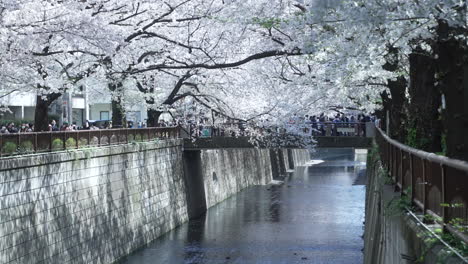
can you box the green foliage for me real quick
[19,140,34,153]
[406,127,431,150]
[448,218,468,233]
[135,134,143,142]
[385,188,413,216]
[65,138,77,149]
[423,213,442,224]
[1,141,17,154]
[252,17,282,29]
[78,138,88,147]
[51,138,64,150]
[440,203,464,208]
[441,133,447,156]
[440,231,468,256]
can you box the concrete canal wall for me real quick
[0,140,309,264]
[0,140,188,264]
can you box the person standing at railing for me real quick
[1,126,9,134]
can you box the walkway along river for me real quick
[118,148,367,264]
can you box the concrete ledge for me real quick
[315,136,372,148]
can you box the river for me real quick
[118,148,367,264]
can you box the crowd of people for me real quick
[0,118,180,134]
[1,112,375,137]
[0,122,34,134]
[284,113,374,136]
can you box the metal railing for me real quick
[0,127,180,157]
[308,122,367,137]
[376,126,468,243]
[188,122,368,138]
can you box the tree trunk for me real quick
[34,93,62,132]
[387,76,408,142]
[109,83,126,128]
[435,20,468,160]
[111,97,126,128]
[378,91,391,133]
[380,46,408,141]
[147,109,163,127]
[407,51,442,153]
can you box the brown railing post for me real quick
[49,132,53,152]
[17,133,20,155]
[422,159,427,215]
[385,142,392,171]
[409,153,414,203]
[62,132,66,150]
[34,133,38,152]
[399,149,403,189]
[400,149,404,193]
[98,130,101,146]
[441,164,448,224]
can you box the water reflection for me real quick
[119,148,366,264]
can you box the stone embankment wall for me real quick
[0,140,309,264]
[0,140,188,264]
[364,150,465,264]
[200,149,273,208]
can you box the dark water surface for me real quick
[119,148,366,264]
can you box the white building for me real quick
[1,86,149,127]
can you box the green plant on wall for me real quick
[385,187,413,216]
[78,138,88,148]
[1,141,17,155]
[65,138,77,149]
[19,140,34,154]
[51,138,64,150]
[406,127,431,151]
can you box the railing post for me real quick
[76,132,79,149]
[34,133,38,153]
[49,132,53,152]
[0,134,2,157]
[409,153,414,203]
[17,133,20,155]
[62,132,66,150]
[386,142,391,172]
[400,149,404,192]
[441,164,448,224]
[422,159,427,215]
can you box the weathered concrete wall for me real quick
[364,150,465,264]
[315,136,372,148]
[200,148,273,208]
[0,144,310,264]
[200,148,310,209]
[290,149,310,167]
[0,140,188,264]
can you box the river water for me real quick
[118,148,367,264]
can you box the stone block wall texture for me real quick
[200,148,274,208]
[0,143,310,264]
[0,140,188,264]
